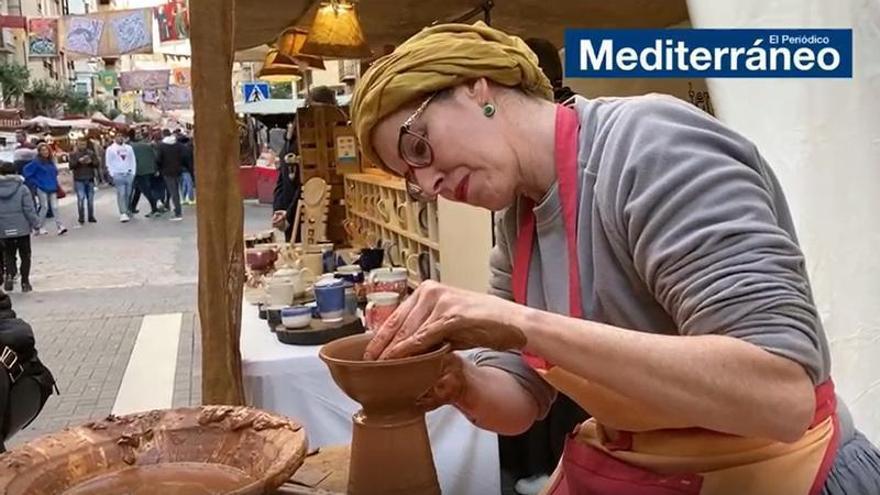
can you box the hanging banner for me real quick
[142,89,160,104]
[65,15,104,56]
[28,18,59,57]
[118,92,137,114]
[171,67,191,86]
[0,16,27,29]
[160,85,192,110]
[97,70,118,91]
[61,8,153,58]
[119,69,170,91]
[155,0,189,42]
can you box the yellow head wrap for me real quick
[350,21,554,169]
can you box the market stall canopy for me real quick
[20,116,103,130]
[233,0,689,50]
[235,94,352,115]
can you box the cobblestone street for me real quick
[7,186,267,447]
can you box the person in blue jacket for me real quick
[23,144,67,236]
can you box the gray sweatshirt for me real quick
[476,94,854,444]
[0,175,39,238]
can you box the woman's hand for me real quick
[364,280,529,360]
[271,210,287,229]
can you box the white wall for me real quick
[686,0,880,443]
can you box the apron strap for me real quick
[513,105,582,370]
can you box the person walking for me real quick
[67,138,99,225]
[22,144,66,236]
[12,131,36,176]
[129,130,162,217]
[0,163,39,292]
[156,129,183,221]
[178,134,195,205]
[104,133,136,222]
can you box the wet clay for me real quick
[320,334,450,495]
[62,462,255,495]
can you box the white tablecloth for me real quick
[239,302,501,495]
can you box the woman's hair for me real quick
[0,162,16,175]
[36,143,53,159]
[524,38,563,88]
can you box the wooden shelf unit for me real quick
[344,174,441,282]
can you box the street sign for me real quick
[243,82,270,102]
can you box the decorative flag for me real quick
[155,0,190,42]
[171,67,191,87]
[119,70,170,91]
[97,70,118,91]
[118,92,137,114]
[60,8,153,59]
[27,18,58,57]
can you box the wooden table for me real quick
[277,446,350,494]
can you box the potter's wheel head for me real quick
[320,334,450,413]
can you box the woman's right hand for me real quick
[271,210,287,229]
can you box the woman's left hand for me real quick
[364,280,529,360]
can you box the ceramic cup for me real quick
[365,291,399,331]
[271,267,315,297]
[358,248,385,272]
[281,305,312,329]
[314,278,346,322]
[406,253,421,281]
[367,267,408,298]
[387,243,402,267]
[377,198,393,224]
[418,252,431,281]
[299,252,325,279]
[417,204,429,238]
[266,278,296,307]
[343,282,357,316]
[395,202,409,230]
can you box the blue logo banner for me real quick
[564,29,852,78]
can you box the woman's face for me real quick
[38,145,50,158]
[371,81,521,211]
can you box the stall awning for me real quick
[233,0,689,50]
[20,116,103,130]
[235,95,352,115]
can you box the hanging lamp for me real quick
[276,27,326,70]
[257,49,303,82]
[299,0,372,59]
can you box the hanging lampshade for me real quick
[258,49,303,82]
[300,0,372,59]
[276,27,326,70]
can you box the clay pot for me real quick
[245,247,277,272]
[319,334,449,495]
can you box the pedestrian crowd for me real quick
[0,128,195,293]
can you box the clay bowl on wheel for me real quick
[0,406,308,495]
[319,334,450,418]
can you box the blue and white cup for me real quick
[281,305,312,329]
[314,278,346,322]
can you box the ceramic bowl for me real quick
[281,306,312,329]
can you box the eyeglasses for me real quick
[398,93,437,201]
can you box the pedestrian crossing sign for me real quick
[243,82,270,102]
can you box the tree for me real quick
[29,79,67,115]
[63,86,91,115]
[270,82,293,99]
[0,63,30,106]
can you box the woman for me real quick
[350,22,880,494]
[23,144,66,236]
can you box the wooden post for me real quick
[190,0,245,405]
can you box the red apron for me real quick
[512,104,839,495]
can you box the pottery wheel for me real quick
[276,316,364,346]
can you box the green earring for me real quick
[482,103,496,118]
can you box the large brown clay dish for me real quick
[0,406,308,495]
